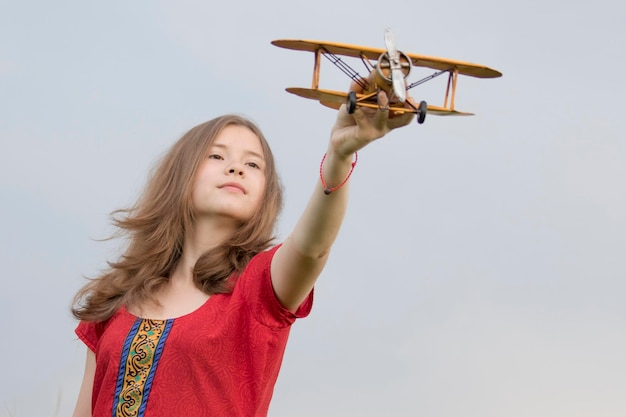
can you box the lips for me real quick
[219,182,246,194]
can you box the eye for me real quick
[246,162,261,169]
[208,154,223,160]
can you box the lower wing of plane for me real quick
[285,88,474,116]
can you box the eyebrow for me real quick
[210,143,265,161]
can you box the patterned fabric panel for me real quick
[112,318,173,417]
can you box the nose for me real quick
[227,166,244,176]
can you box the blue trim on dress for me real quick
[112,318,142,417]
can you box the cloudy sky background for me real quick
[1,0,625,416]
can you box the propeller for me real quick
[384,28,406,102]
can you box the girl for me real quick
[71,93,414,417]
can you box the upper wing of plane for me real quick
[271,39,502,79]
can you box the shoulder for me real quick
[244,245,281,274]
[233,244,312,326]
[233,245,280,291]
[75,308,132,352]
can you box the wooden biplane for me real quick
[272,29,502,124]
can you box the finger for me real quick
[372,91,391,130]
[351,104,388,135]
[387,111,414,129]
[333,104,357,129]
[349,78,367,94]
[351,107,369,130]
[372,105,390,131]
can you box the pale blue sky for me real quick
[1,0,625,416]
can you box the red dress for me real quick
[76,246,313,417]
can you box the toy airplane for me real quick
[272,28,502,124]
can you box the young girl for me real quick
[71,92,414,417]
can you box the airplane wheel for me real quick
[346,91,357,114]
[417,100,427,124]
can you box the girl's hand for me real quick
[329,90,415,158]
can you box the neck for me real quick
[171,216,239,284]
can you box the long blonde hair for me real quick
[72,115,283,322]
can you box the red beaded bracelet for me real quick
[319,152,358,195]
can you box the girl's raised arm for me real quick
[271,94,414,312]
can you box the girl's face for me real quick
[191,125,267,224]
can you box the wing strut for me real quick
[320,47,369,91]
[406,68,452,90]
[443,69,459,111]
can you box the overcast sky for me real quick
[2,0,625,416]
